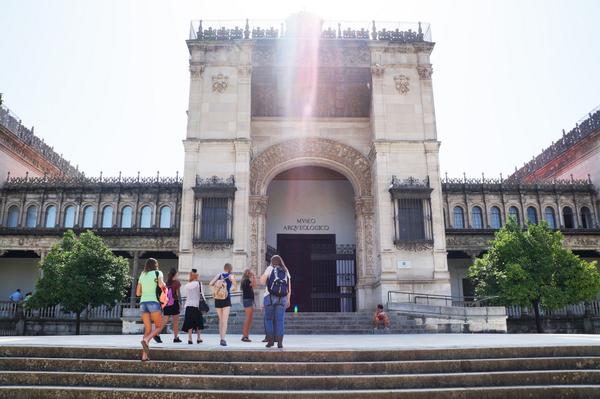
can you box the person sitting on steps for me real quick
[373,304,390,333]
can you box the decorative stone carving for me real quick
[394,74,410,94]
[355,197,374,216]
[248,195,268,273]
[249,195,268,216]
[250,137,372,197]
[189,63,205,79]
[362,212,376,276]
[417,65,433,80]
[212,74,229,93]
[238,65,252,76]
[194,242,232,251]
[394,240,434,251]
[371,64,384,77]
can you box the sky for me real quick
[1,0,599,179]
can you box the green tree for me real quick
[28,230,130,335]
[468,219,600,333]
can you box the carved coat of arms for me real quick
[212,74,229,93]
[394,75,410,94]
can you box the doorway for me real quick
[277,234,356,312]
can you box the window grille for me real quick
[508,206,520,224]
[193,176,236,245]
[544,207,556,229]
[389,176,433,248]
[453,206,465,228]
[563,206,574,228]
[472,206,483,229]
[527,206,538,225]
[490,206,502,229]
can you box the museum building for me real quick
[0,15,598,312]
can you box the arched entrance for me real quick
[249,137,376,311]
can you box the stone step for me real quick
[2,356,599,376]
[4,370,600,390]
[3,345,600,362]
[2,385,600,399]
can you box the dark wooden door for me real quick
[277,234,335,312]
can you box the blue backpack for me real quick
[267,267,289,297]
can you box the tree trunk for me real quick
[75,311,81,335]
[532,300,543,333]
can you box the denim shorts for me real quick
[140,301,161,314]
[243,298,254,308]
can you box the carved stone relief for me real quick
[189,63,205,79]
[212,74,229,92]
[249,137,372,197]
[394,74,410,94]
[417,65,433,80]
[371,64,385,77]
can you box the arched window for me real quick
[472,206,483,229]
[44,205,57,228]
[101,206,113,228]
[25,205,38,228]
[526,206,538,225]
[544,207,556,229]
[63,205,76,228]
[6,206,19,228]
[508,206,520,224]
[563,206,574,229]
[139,205,152,228]
[581,207,593,229]
[159,206,171,229]
[453,206,465,229]
[490,206,502,229]
[82,206,95,228]
[120,206,133,228]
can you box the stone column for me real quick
[129,251,140,304]
[34,249,48,278]
[249,195,268,276]
[355,196,376,310]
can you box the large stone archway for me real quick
[248,137,377,306]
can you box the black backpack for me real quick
[267,267,289,297]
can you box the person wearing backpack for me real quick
[260,255,291,348]
[209,263,237,346]
[136,258,165,361]
[161,268,182,343]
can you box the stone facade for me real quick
[178,15,449,309]
[0,16,599,311]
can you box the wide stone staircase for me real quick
[1,344,600,398]
[201,310,427,334]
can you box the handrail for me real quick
[387,290,498,308]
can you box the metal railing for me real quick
[189,19,431,42]
[507,300,600,319]
[0,293,245,320]
[387,290,497,308]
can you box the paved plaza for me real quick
[2,333,599,351]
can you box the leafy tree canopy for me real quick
[29,230,130,316]
[469,219,600,310]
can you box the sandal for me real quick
[188,340,193,345]
[241,337,251,342]
[197,339,203,343]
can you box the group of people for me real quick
[136,255,291,361]
[8,289,31,303]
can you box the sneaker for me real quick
[153,335,163,343]
[173,337,182,343]
[220,339,227,347]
